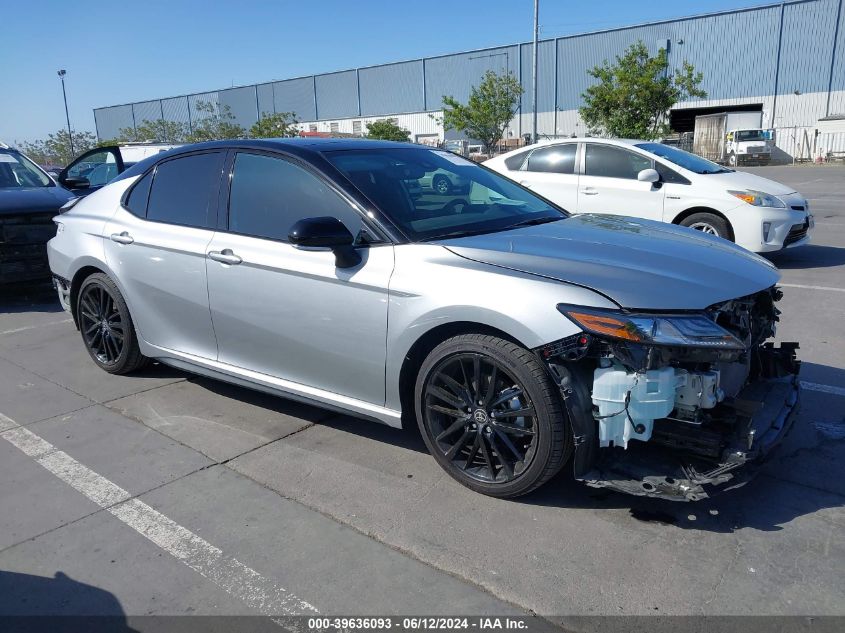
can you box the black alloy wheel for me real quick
[77,273,147,374]
[416,334,571,498]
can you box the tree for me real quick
[18,129,97,166]
[249,111,299,138]
[186,101,246,142]
[440,70,523,154]
[579,41,707,139]
[365,119,410,142]
[112,119,189,144]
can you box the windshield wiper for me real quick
[504,216,565,229]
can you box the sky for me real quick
[0,0,773,143]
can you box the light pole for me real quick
[532,0,539,144]
[57,69,74,156]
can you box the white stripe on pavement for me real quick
[0,414,318,616]
[780,283,845,293]
[0,318,73,336]
[802,381,845,397]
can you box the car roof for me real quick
[489,137,654,161]
[113,138,437,182]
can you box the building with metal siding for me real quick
[94,0,845,158]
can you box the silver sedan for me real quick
[48,139,800,501]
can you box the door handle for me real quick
[110,231,134,245]
[581,188,599,196]
[519,181,532,187]
[207,249,242,265]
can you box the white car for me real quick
[484,138,813,253]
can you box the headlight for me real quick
[727,190,786,208]
[557,305,745,349]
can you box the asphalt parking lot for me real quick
[1,165,843,628]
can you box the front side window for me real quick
[584,144,652,180]
[228,152,366,242]
[526,144,577,174]
[146,152,224,228]
[325,147,565,242]
[0,151,51,188]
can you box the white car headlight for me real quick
[558,306,745,350]
[727,190,787,208]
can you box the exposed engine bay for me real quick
[540,286,801,501]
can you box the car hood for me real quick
[0,186,74,216]
[694,170,796,196]
[438,214,780,310]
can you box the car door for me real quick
[103,151,224,359]
[59,146,125,196]
[205,150,394,406]
[577,143,664,220]
[513,143,579,212]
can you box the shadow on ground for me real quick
[767,244,845,269]
[0,570,137,631]
[0,281,62,314]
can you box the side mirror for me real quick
[637,168,660,184]
[60,176,90,190]
[288,216,361,268]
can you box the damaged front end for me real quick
[540,286,800,501]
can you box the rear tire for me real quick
[680,212,732,241]
[415,333,571,498]
[77,273,148,375]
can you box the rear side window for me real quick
[503,150,530,171]
[526,145,577,174]
[125,172,152,217]
[147,152,224,228]
[584,144,652,180]
[227,152,365,242]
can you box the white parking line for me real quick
[0,318,73,336]
[780,283,845,293]
[0,413,319,617]
[802,381,845,398]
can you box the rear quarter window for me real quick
[503,150,530,171]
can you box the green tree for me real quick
[439,70,523,154]
[186,101,246,142]
[579,41,707,139]
[365,119,411,142]
[249,111,299,138]
[113,119,189,144]
[18,129,97,166]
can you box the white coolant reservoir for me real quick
[591,364,687,448]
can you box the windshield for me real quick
[325,147,566,241]
[636,143,731,174]
[0,151,52,188]
[734,129,765,142]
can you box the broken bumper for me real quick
[577,375,800,501]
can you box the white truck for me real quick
[692,111,774,166]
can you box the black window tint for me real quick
[125,172,152,217]
[655,162,690,185]
[147,153,223,228]
[526,144,577,174]
[503,150,530,171]
[228,152,364,242]
[584,144,652,179]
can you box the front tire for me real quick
[680,212,732,241]
[77,273,147,374]
[415,334,571,498]
[432,175,452,195]
[727,152,737,167]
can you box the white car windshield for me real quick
[636,143,732,175]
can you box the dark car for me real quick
[0,143,177,284]
[0,146,75,283]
